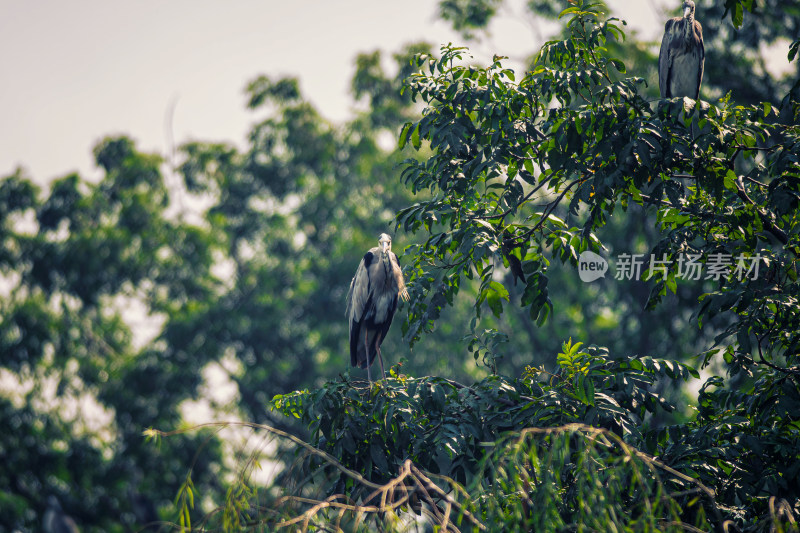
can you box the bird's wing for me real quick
[658,20,675,98]
[347,251,375,368]
[376,292,399,349]
[390,252,410,301]
[694,20,705,99]
[346,251,374,323]
[345,275,355,317]
[345,273,357,318]
[349,315,363,367]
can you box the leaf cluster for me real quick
[269,345,703,529]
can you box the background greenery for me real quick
[1,0,798,531]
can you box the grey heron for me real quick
[43,496,80,533]
[658,0,705,100]
[345,233,409,382]
[130,489,161,531]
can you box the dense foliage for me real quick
[268,344,706,531]
[264,2,799,531]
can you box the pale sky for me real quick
[0,1,665,185]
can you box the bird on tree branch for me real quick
[659,0,705,100]
[346,233,409,383]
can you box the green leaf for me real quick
[399,122,412,149]
[789,39,800,61]
[486,289,504,317]
[558,7,580,19]
[411,123,421,150]
[610,59,626,73]
[733,2,744,28]
[723,170,738,191]
[370,442,389,472]
[523,158,535,176]
[574,374,587,403]
[584,377,595,406]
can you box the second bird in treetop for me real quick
[659,0,705,100]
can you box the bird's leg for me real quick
[378,347,386,381]
[364,328,372,384]
[374,333,386,380]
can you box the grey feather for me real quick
[345,253,372,323]
[658,0,704,100]
[44,496,80,533]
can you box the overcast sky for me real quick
[1,1,667,185]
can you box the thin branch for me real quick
[409,463,487,531]
[150,421,384,491]
[756,338,800,376]
[513,424,726,533]
[484,178,550,220]
[665,172,789,245]
[732,144,778,152]
[512,177,585,245]
[734,176,789,245]
[744,176,768,188]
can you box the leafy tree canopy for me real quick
[258,2,799,531]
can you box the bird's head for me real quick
[46,495,62,510]
[683,0,695,18]
[378,233,392,255]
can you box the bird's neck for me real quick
[683,11,694,39]
[381,253,393,285]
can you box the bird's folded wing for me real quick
[695,20,705,97]
[347,257,371,322]
[658,19,677,98]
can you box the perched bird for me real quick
[130,488,162,532]
[43,496,80,533]
[658,0,705,100]
[345,233,409,382]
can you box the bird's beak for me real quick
[382,242,389,254]
[683,5,691,17]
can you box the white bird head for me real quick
[683,0,695,18]
[378,233,392,255]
